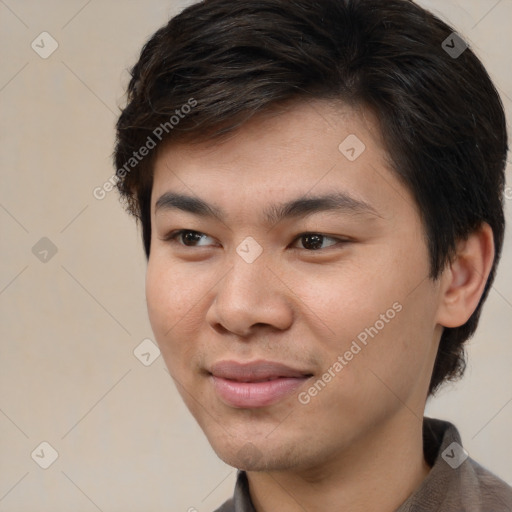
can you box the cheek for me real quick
[285,259,400,341]
[295,256,434,393]
[343,288,438,408]
[146,257,176,334]
[145,256,194,350]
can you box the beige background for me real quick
[0,0,511,510]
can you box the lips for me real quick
[209,360,312,408]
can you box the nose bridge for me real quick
[222,242,272,308]
[207,242,293,335]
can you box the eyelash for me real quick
[161,229,349,251]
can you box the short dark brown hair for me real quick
[113,0,508,395]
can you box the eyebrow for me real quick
[154,191,381,225]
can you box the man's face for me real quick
[146,100,444,472]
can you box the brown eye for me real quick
[294,233,341,251]
[180,230,204,246]
[163,230,215,247]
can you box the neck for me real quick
[246,411,431,512]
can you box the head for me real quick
[114,0,507,471]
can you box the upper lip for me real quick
[209,360,312,382]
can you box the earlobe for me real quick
[436,223,495,328]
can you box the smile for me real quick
[209,360,313,408]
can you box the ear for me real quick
[436,223,495,328]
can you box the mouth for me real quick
[209,360,313,408]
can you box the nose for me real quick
[205,255,294,338]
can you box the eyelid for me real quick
[160,229,217,245]
[161,229,351,250]
[297,234,349,249]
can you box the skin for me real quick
[146,99,494,512]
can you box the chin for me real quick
[209,434,307,472]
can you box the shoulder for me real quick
[398,417,512,511]
[468,458,512,508]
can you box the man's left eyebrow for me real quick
[264,192,382,224]
[154,191,382,224]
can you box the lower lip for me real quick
[211,375,310,408]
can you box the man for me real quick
[113,0,512,510]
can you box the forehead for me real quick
[150,99,417,225]
[154,99,377,175]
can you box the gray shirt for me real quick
[214,417,512,511]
